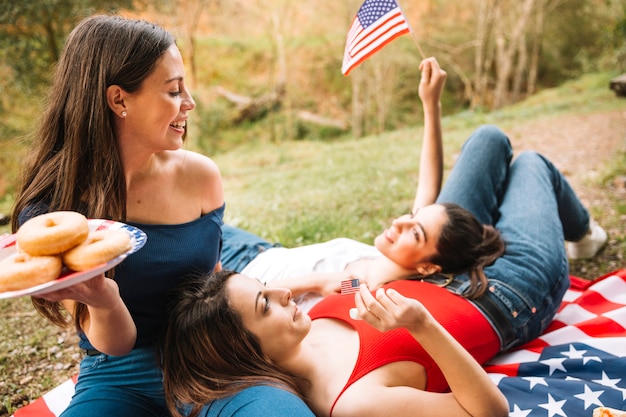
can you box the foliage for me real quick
[0,0,624,149]
[0,0,137,93]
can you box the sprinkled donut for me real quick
[17,211,89,256]
[63,229,132,271]
[0,253,63,292]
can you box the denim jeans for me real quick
[61,347,168,417]
[221,225,278,272]
[437,125,587,350]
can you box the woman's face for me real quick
[226,274,311,362]
[122,44,195,152]
[374,203,447,269]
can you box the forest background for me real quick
[1,0,625,168]
[0,0,625,414]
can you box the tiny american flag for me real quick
[341,278,360,295]
[341,0,410,76]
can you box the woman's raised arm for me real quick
[412,57,446,212]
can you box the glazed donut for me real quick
[17,211,89,256]
[0,253,62,292]
[62,229,132,271]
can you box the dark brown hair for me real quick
[160,270,301,417]
[11,15,175,329]
[429,202,505,299]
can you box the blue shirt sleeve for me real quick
[199,385,315,417]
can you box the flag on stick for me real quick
[341,0,410,76]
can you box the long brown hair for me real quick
[11,15,175,329]
[160,270,302,417]
[429,203,505,299]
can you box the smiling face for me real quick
[120,44,195,152]
[226,274,312,362]
[374,204,448,270]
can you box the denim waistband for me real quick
[419,274,516,349]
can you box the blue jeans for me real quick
[437,125,587,350]
[198,385,314,416]
[221,225,278,272]
[61,347,168,417]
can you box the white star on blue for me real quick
[498,343,626,416]
[357,0,399,28]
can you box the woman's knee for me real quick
[513,150,546,170]
[463,125,513,159]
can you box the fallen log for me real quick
[215,85,284,124]
[296,111,349,131]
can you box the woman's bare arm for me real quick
[413,57,446,212]
[42,275,137,356]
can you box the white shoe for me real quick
[566,219,608,259]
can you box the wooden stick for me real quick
[396,0,426,59]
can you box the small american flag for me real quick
[341,0,410,76]
[341,278,360,295]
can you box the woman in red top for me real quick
[161,269,508,417]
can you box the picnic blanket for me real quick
[11,269,626,417]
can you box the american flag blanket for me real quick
[12,269,626,417]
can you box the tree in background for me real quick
[0,0,623,145]
[0,0,137,92]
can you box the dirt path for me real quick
[507,109,626,279]
[506,110,626,206]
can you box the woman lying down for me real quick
[161,270,508,417]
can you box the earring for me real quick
[121,111,127,118]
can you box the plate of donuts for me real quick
[0,212,147,299]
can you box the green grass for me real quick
[215,72,626,249]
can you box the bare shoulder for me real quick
[170,149,224,212]
[175,149,221,178]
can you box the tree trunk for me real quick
[472,0,499,109]
[511,30,528,102]
[493,0,535,108]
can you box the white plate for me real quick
[0,220,146,299]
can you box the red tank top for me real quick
[308,280,499,416]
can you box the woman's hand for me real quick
[352,284,430,333]
[35,273,112,306]
[418,57,447,110]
